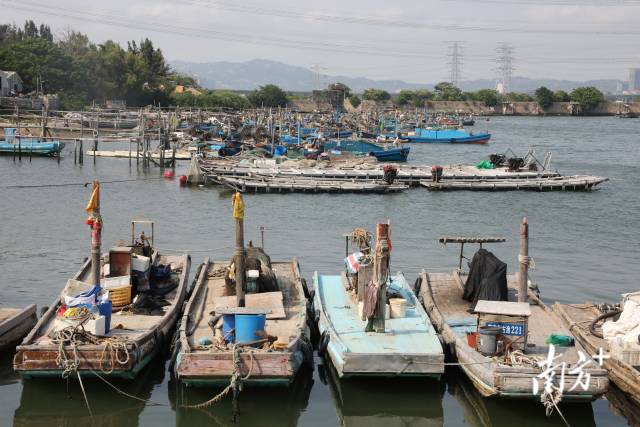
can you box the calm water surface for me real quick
[1,116,639,426]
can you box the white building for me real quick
[0,70,23,96]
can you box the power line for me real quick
[447,42,463,86]
[181,0,640,36]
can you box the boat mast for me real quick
[233,192,246,307]
[85,180,102,287]
[518,217,529,303]
[373,222,390,333]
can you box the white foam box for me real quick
[85,315,107,336]
[132,255,150,273]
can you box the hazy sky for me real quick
[2,0,640,83]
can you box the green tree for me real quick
[473,89,499,107]
[362,88,390,102]
[570,86,604,111]
[534,86,554,109]
[553,90,571,102]
[433,82,463,101]
[412,89,433,107]
[348,94,361,108]
[397,90,415,106]
[248,84,288,107]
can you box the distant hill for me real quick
[171,59,623,94]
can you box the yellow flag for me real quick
[232,192,244,220]
[85,181,100,214]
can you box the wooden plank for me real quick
[246,292,285,319]
[474,300,531,317]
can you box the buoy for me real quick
[163,171,175,179]
[179,175,188,185]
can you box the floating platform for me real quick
[199,159,561,187]
[421,175,608,191]
[210,175,408,193]
[86,150,191,160]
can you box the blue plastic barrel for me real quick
[235,314,266,344]
[222,314,236,343]
[97,300,112,333]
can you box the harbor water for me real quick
[1,116,639,426]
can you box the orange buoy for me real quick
[163,171,175,179]
[179,175,188,185]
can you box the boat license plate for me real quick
[485,322,525,336]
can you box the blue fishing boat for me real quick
[402,129,490,144]
[312,225,444,378]
[324,139,410,162]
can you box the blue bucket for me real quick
[222,314,236,343]
[235,314,266,344]
[97,300,112,333]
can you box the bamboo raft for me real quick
[554,302,640,407]
[210,174,408,193]
[422,175,608,191]
[174,257,312,386]
[14,251,190,379]
[0,305,37,352]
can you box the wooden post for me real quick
[260,226,265,249]
[74,139,78,164]
[373,223,390,333]
[233,193,246,307]
[518,217,529,303]
[89,181,102,287]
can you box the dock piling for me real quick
[518,217,529,303]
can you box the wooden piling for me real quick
[518,217,529,303]
[234,193,246,308]
[373,222,390,333]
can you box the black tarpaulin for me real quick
[462,249,508,303]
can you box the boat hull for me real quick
[0,305,38,352]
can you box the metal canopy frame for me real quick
[439,236,506,270]
[131,219,154,246]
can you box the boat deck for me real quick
[427,271,581,361]
[0,309,21,324]
[189,261,306,350]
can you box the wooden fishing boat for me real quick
[421,175,608,191]
[313,225,444,378]
[173,193,312,387]
[0,139,65,156]
[418,222,608,401]
[553,299,640,407]
[174,256,311,386]
[0,305,37,352]
[14,185,190,379]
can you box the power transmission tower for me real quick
[447,41,463,87]
[310,64,328,90]
[495,43,515,94]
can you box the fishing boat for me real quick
[313,224,444,378]
[173,192,312,387]
[401,129,490,144]
[421,175,608,191]
[418,219,608,402]
[0,129,65,156]
[0,305,37,352]
[14,182,190,379]
[553,294,640,407]
[324,139,410,162]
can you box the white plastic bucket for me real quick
[389,298,407,318]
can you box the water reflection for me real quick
[445,368,596,427]
[13,358,166,427]
[320,357,445,427]
[606,385,640,426]
[169,366,314,426]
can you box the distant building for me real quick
[0,70,23,97]
[630,68,640,93]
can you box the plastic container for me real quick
[478,326,502,356]
[97,300,112,333]
[222,314,235,343]
[389,298,407,318]
[235,314,266,344]
[466,331,478,348]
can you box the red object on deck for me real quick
[179,175,188,185]
[163,171,175,179]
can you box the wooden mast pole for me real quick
[518,217,529,303]
[233,192,246,307]
[87,181,102,287]
[373,222,390,333]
